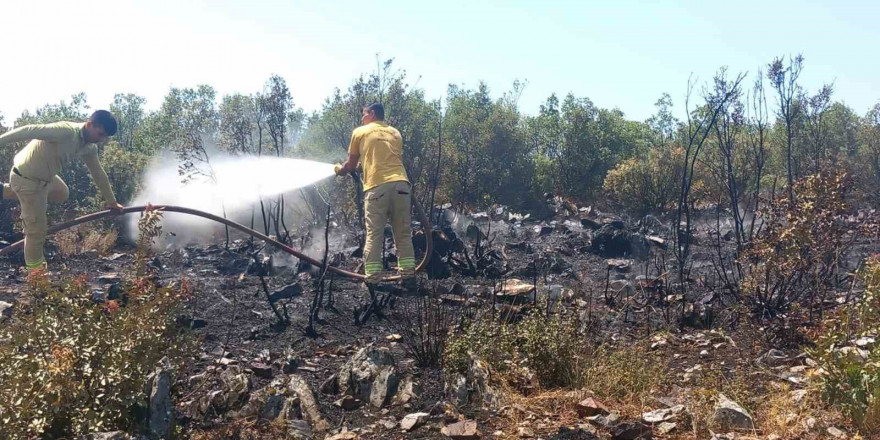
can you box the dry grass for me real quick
[55,225,117,257]
[489,342,671,438]
[188,419,290,440]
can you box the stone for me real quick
[711,393,754,431]
[370,365,400,408]
[249,362,273,379]
[260,394,285,420]
[441,420,480,439]
[495,279,536,303]
[576,397,610,417]
[826,427,847,439]
[656,422,676,435]
[219,366,251,409]
[320,373,339,394]
[98,272,122,284]
[337,345,398,408]
[288,374,330,432]
[641,404,685,423]
[591,225,646,259]
[147,358,173,440]
[646,236,667,249]
[393,375,418,405]
[759,349,787,366]
[606,259,633,273]
[517,426,536,438]
[855,336,876,348]
[0,300,12,320]
[790,389,808,403]
[610,421,652,440]
[837,346,869,363]
[334,395,361,411]
[400,412,430,431]
[282,353,301,374]
[586,413,619,429]
[581,217,602,230]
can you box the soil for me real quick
[1,206,877,440]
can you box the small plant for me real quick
[445,310,592,389]
[391,287,464,368]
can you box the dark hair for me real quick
[364,103,384,120]
[89,110,118,136]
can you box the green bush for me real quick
[0,210,195,439]
[445,311,586,388]
[603,146,686,216]
[812,256,880,434]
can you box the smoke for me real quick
[125,151,336,248]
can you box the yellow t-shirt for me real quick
[348,121,409,191]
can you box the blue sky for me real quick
[1,0,877,123]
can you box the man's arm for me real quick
[335,128,362,176]
[335,152,360,176]
[81,150,121,210]
[0,124,69,147]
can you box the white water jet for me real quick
[126,154,336,247]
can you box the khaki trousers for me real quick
[5,170,69,268]
[363,180,415,282]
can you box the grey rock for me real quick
[370,366,400,408]
[441,420,480,439]
[611,421,652,440]
[147,358,173,440]
[337,344,396,406]
[249,362,273,379]
[400,412,430,431]
[711,393,754,431]
[334,395,361,411]
[641,404,685,423]
[0,300,12,320]
[288,374,330,432]
[759,349,787,366]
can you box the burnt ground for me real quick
[1,206,878,440]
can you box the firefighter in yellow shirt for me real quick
[335,103,416,289]
[0,110,124,272]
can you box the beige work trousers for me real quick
[363,180,416,283]
[5,170,69,268]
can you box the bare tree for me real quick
[746,71,770,241]
[804,83,834,172]
[767,54,804,201]
[674,69,745,285]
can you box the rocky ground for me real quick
[1,200,877,440]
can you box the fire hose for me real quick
[0,203,432,282]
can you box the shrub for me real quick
[603,146,686,216]
[445,311,592,389]
[741,167,854,318]
[811,256,880,434]
[0,209,195,439]
[444,309,668,402]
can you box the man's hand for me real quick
[334,163,346,176]
[105,202,124,215]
